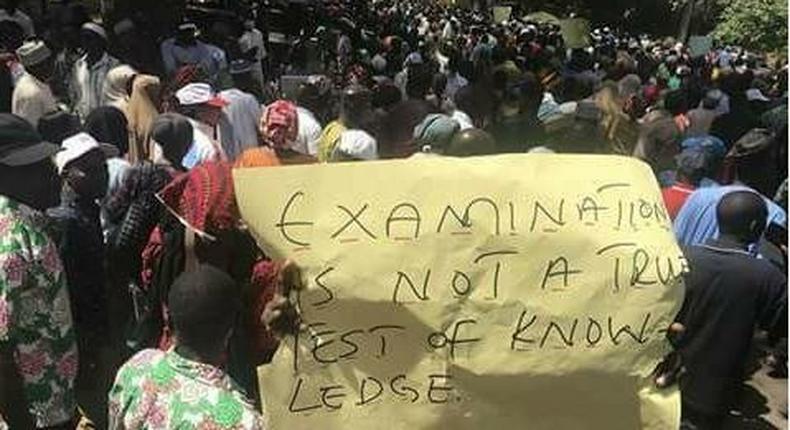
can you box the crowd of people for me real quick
[0,0,786,429]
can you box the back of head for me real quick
[675,147,710,185]
[664,89,688,116]
[296,82,321,113]
[84,106,129,155]
[406,63,432,100]
[717,190,768,243]
[37,111,81,146]
[446,128,496,157]
[168,264,241,357]
[151,112,193,166]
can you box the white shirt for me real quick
[295,107,322,156]
[71,53,120,118]
[0,9,34,38]
[181,119,225,169]
[219,89,262,160]
[445,73,468,101]
[239,29,266,61]
[12,72,57,127]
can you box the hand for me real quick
[653,322,686,389]
[261,261,303,338]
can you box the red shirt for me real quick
[662,182,696,220]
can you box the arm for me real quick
[0,344,34,429]
[0,247,34,428]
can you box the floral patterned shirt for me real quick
[108,349,266,430]
[0,195,78,428]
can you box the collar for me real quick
[166,349,231,389]
[79,52,111,70]
[701,236,753,257]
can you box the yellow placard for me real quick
[234,154,684,430]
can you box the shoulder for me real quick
[118,348,165,375]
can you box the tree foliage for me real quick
[713,0,788,52]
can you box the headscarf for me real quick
[102,65,137,112]
[127,74,161,163]
[260,100,299,149]
[84,106,129,155]
[156,161,239,240]
[413,113,460,153]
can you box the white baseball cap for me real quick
[55,132,118,174]
[175,83,228,107]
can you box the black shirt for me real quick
[676,238,787,415]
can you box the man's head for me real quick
[0,114,61,210]
[701,89,724,110]
[16,40,54,82]
[446,128,496,157]
[717,191,768,244]
[675,147,710,186]
[38,111,81,146]
[176,22,199,46]
[168,264,241,361]
[150,113,193,168]
[55,133,110,200]
[80,22,108,59]
[340,84,372,128]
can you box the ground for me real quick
[724,335,788,430]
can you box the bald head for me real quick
[446,128,496,157]
[717,191,768,243]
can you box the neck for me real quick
[175,344,223,367]
[717,233,750,249]
[86,51,104,65]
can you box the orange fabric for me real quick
[234,147,282,168]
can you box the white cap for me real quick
[746,88,770,102]
[81,22,108,41]
[337,130,378,160]
[16,40,51,68]
[175,83,228,107]
[55,133,109,174]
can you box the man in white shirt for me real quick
[0,0,34,38]
[238,19,266,90]
[174,83,229,168]
[12,40,57,127]
[71,22,120,119]
[294,82,325,156]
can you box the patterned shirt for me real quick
[108,349,266,430]
[0,195,78,428]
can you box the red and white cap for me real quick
[175,83,228,108]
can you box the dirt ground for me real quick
[724,336,788,430]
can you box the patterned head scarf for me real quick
[260,100,299,149]
[157,161,239,240]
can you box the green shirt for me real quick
[0,195,78,428]
[108,349,266,429]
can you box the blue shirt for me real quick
[673,185,787,247]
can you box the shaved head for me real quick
[717,191,768,243]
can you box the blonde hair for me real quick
[126,75,161,163]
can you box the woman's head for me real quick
[260,100,299,150]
